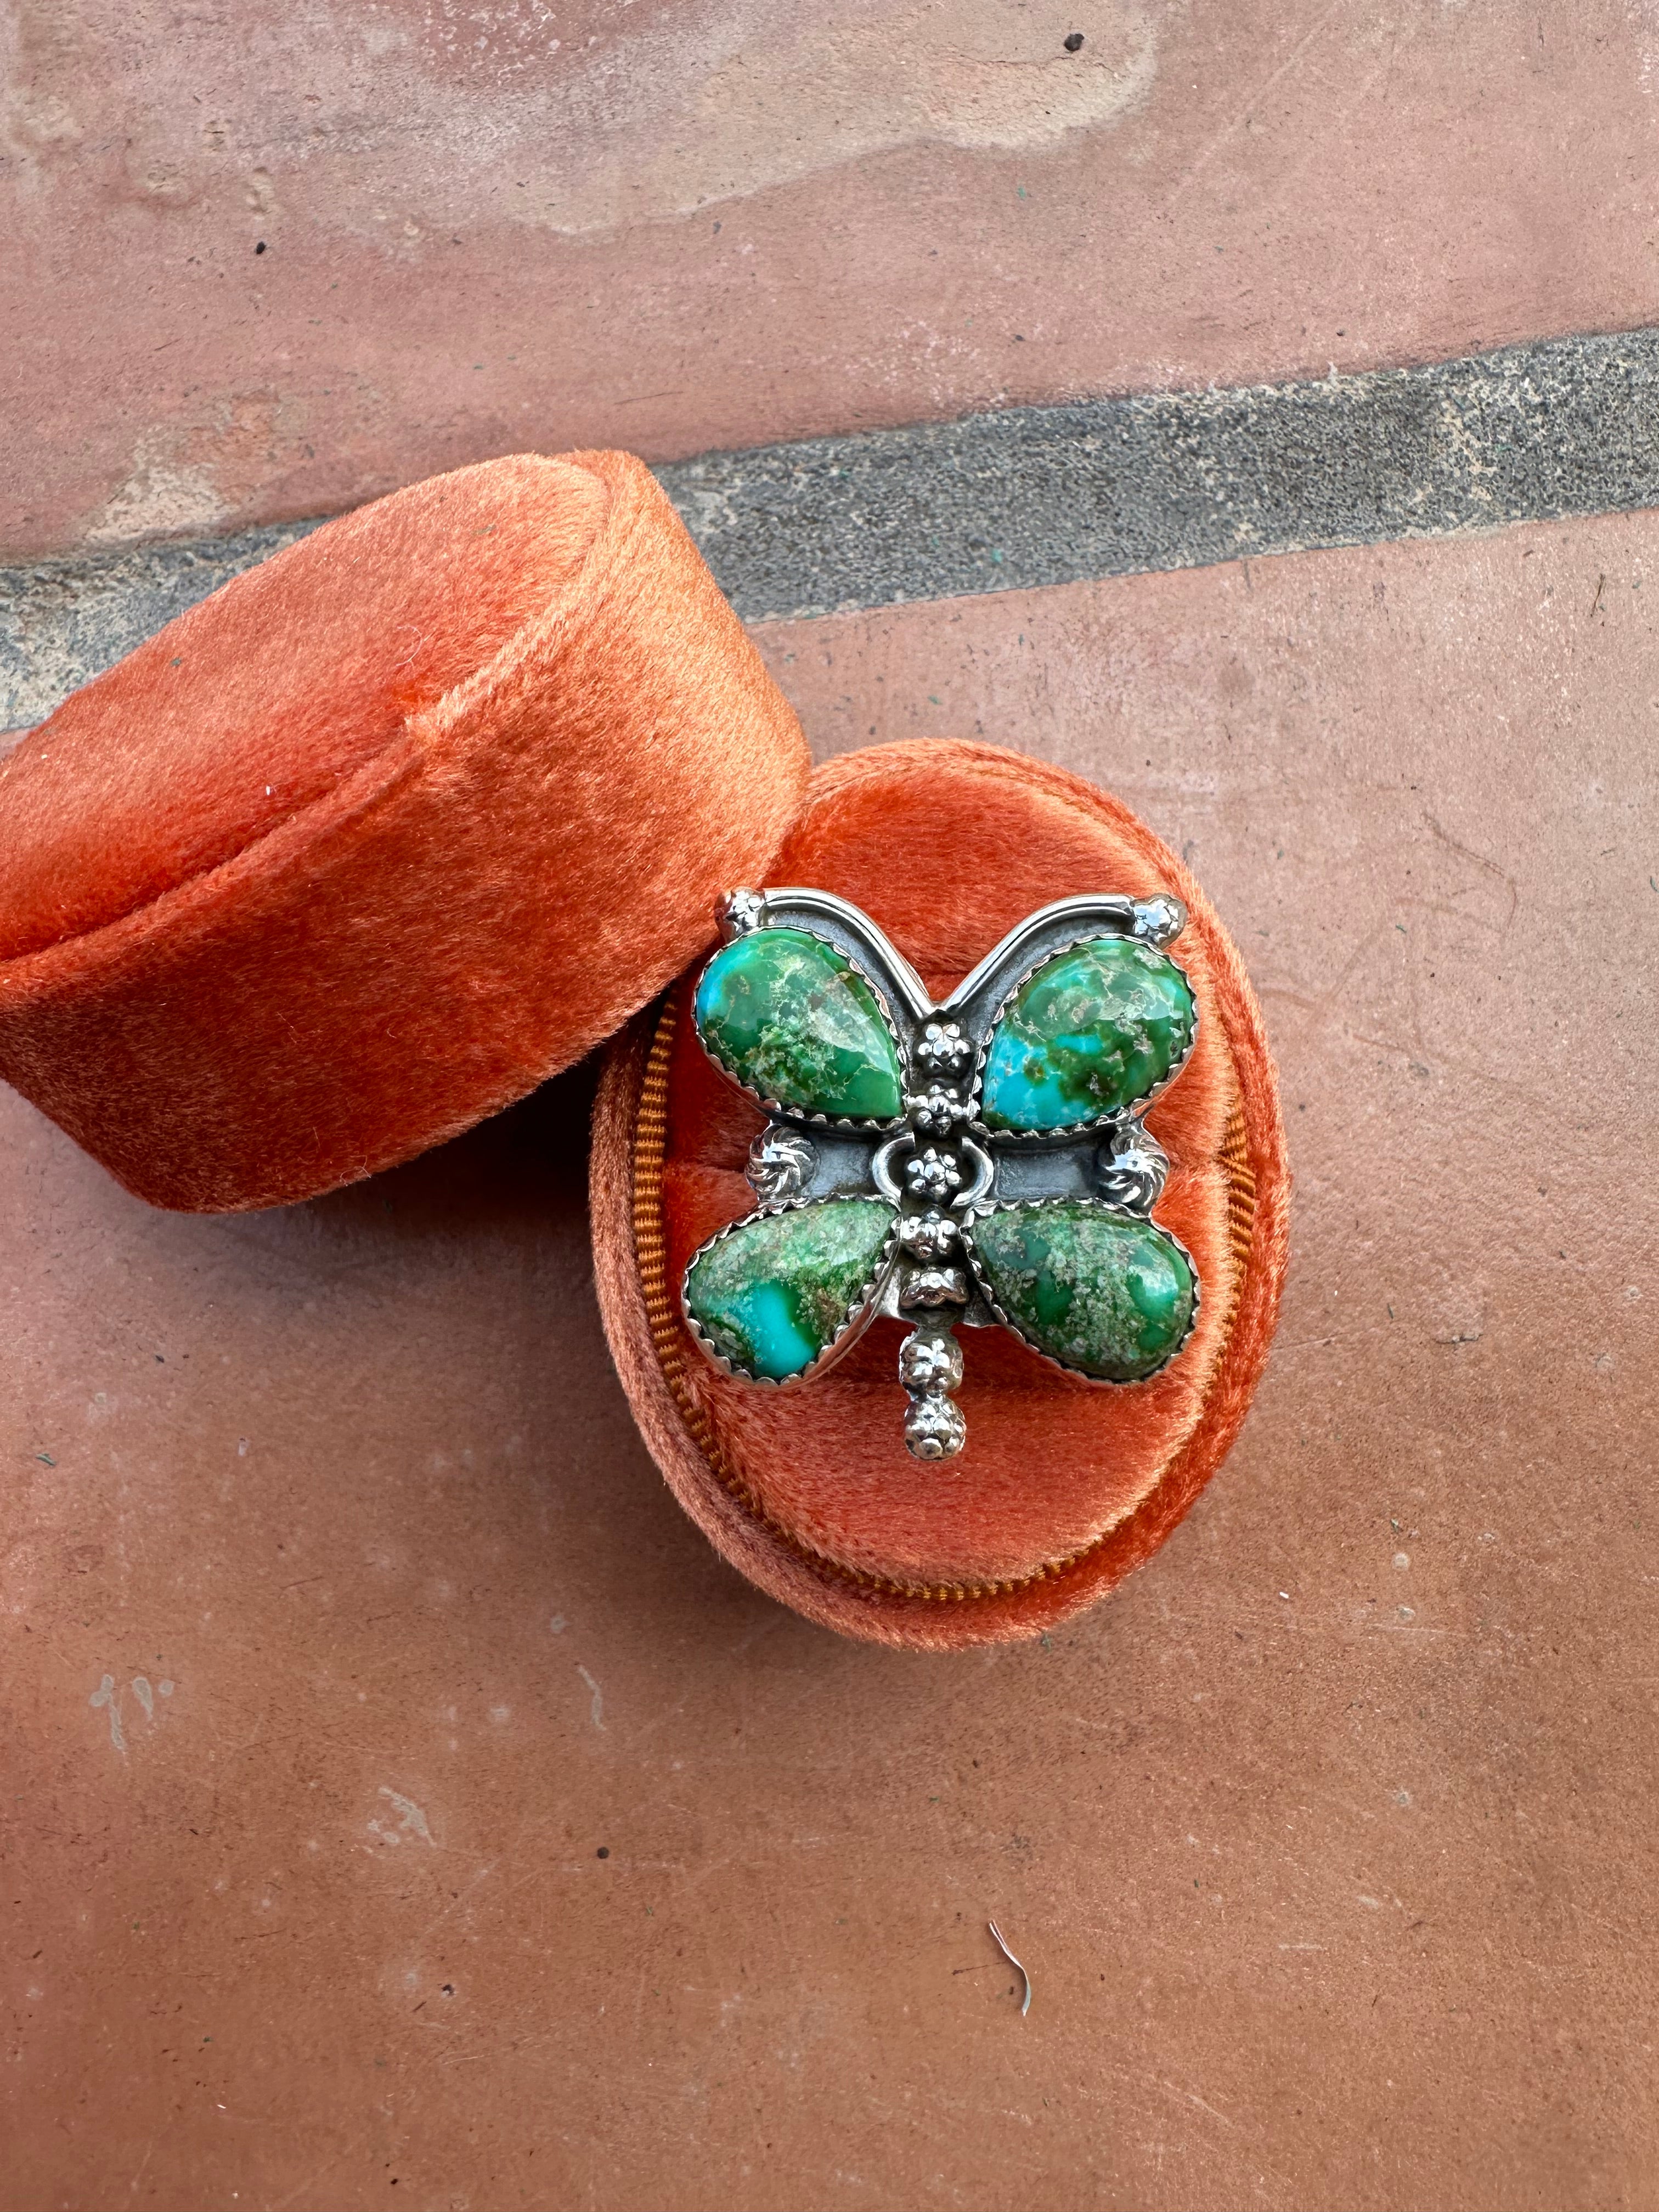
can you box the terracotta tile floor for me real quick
[9,2,1658,2198]
[7,0,1659,561]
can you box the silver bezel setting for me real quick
[962,1197,1202,1386]
[967,928,1199,1148]
[680,1195,901,1391]
[693,916,909,1136]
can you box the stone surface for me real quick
[694,927,902,1121]
[5,509,1659,2209]
[980,935,1195,1132]
[8,0,1659,563]
[684,1195,895,1380]
[971,1201,1194,1380]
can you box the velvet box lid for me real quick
[0,453,1288,1647]
[0,450,810,1212]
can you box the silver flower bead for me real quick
[899,1331,963,1393]
[904,1147,962,1201]
[900,1210,959,1260]
[914,1019,970,1076]
[907,1085,969,1135]
[905,1396,967,1460]
[900,1265,970,1310]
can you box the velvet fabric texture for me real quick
[591,741,1289,1649]
[0,451,809,1210]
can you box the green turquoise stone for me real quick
[980,935,1195,1131]
[685,1198,896,1381]
[971,1201,1195,1381]
[694,928,903,1121]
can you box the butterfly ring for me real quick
[681,887,1201,1460]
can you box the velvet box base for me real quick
[592,739,1289,1649]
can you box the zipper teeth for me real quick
[632,990,1258,1606]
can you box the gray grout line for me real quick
[7,326,1659,731]
[668,325,1659,620]
[1,521,324,736]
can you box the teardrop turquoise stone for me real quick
[971,1201,1194,1380]
[685,1198,897,1381]
[980,936,1195,1132]
[694,928,903,1121]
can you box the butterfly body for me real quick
[682,887,1200,1459]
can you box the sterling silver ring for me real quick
[680,887,1202,1461]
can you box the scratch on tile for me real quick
[577,1664,606,1732]
[1172,2081,1236,2129]
[1171,0,1348,200]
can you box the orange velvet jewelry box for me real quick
[0,452,1288,1649]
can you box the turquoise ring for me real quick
[681,887,1201,1460]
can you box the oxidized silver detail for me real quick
[914,1019,971,1076]
[900,1303,968,1460]
[908,1085,970,1135]
[904,1393,967,1460]
[949,1135,996,1212]
[899,1330,963,1393]
[747,1126,818,1207]
[905,1146,962,1202]
[900,1264,970,1310]
[719,889,767,940]
[900,1210,959,1260]
[1092,1120,1170,1216]
[1131,893,1187,948]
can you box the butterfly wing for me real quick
[682,1196,900,1385]
[974,932,1196,1136]
[967,1199,1197,1382]
[693,919,907,1127]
